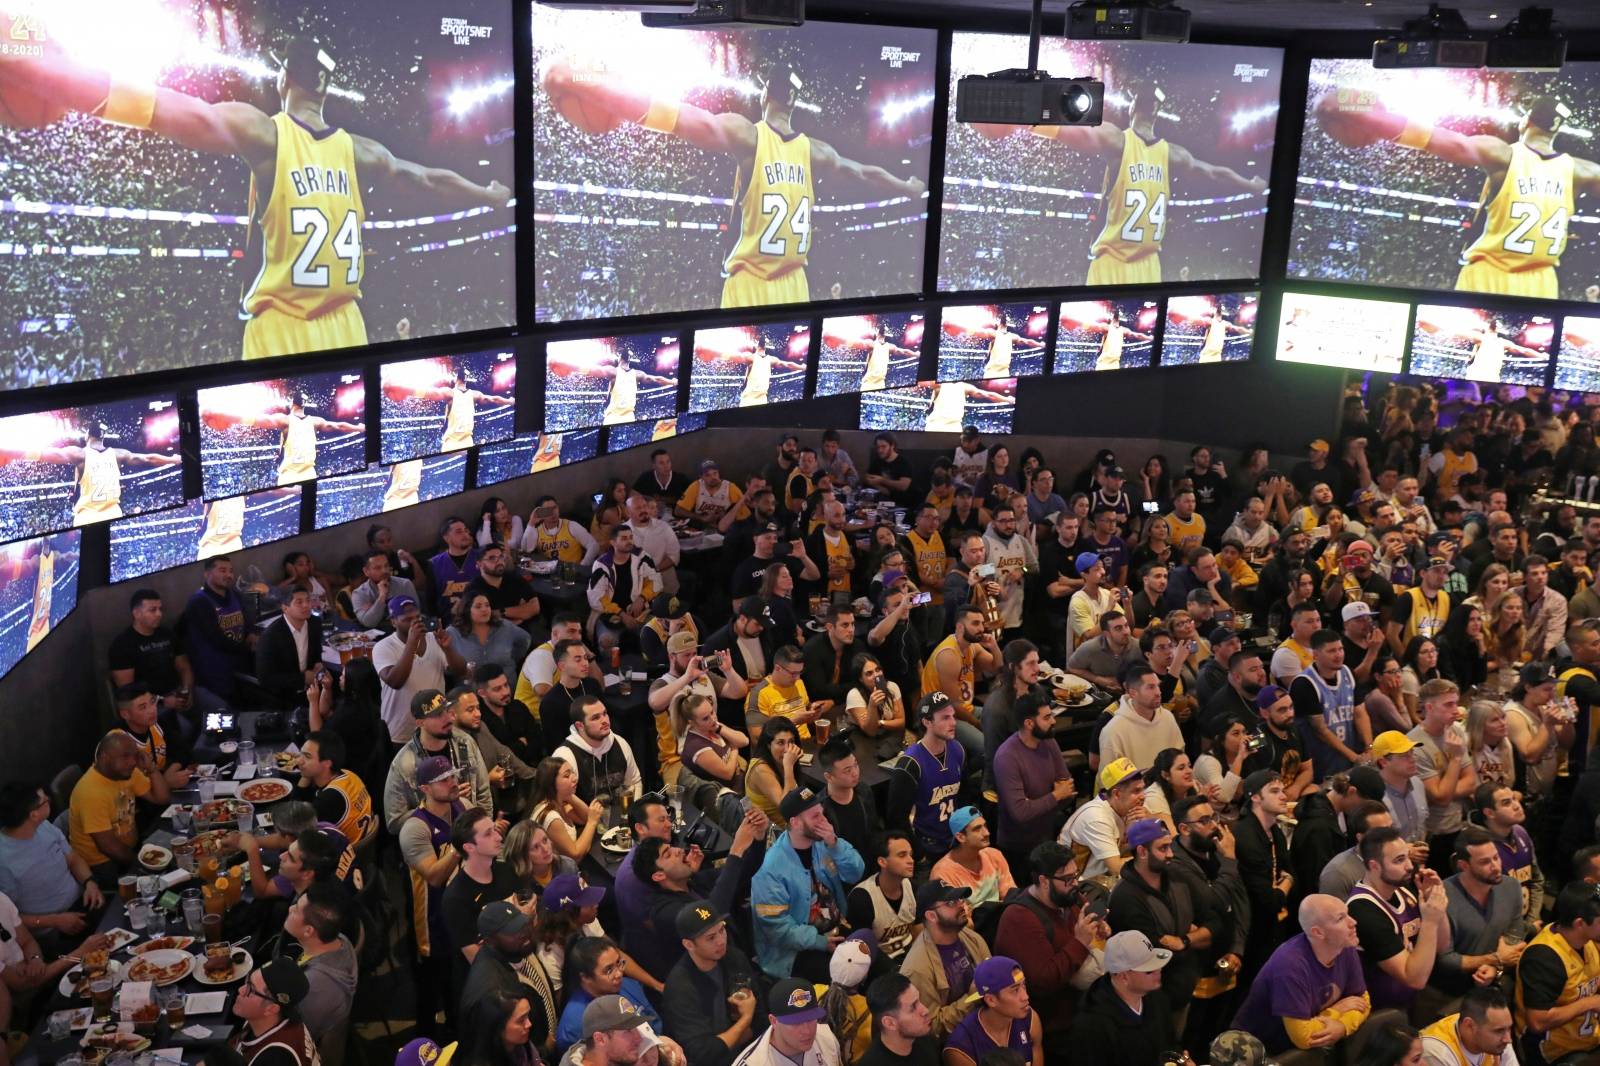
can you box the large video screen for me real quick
[1410,304,1554,386]
[0,531,80,680]
[545,334,680,431]
[476,429,602,488]
[938,35,1280,292]
[605,413,708,454]
[0,0,516,390]
[1292,60,1600,302]
[380,350,516,463]
[937,303,1049,382]
[108,488,301,585]
[688,322,811,413]
[0,396,182,544]
[198,370,366,499]
[860,379,1016,434]
[817,312,923,397]
[1275,291,1408,372]
[530,9,935,323]
[313,454,467,530]
[1159,293,1258,366]
[1053,299,1159,373]
[1557,317,1600,393]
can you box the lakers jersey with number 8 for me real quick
[725,122,814,283]
[1458,142,1573,299]
[243,113,367,323]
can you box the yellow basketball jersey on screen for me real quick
[74,446,123,524]
[723,122,814,291]
[1090,129,1169,271]
[242,113,367,325]
[26,548,53,651]
[1459,142,1573,295]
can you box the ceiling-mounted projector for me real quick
[1067,1,1190,44]
[1485,6,1566,71]
[1373,4,1486,68]
[956,69,1104,126]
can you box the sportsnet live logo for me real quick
[882,46,922,69]
[1233,63,1272,83]
[441,16,494,46]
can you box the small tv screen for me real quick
[1275,291,1409,372]
[1159,293,1259,366]
[0,531,81,679]
[1053,299,1159,373]
[606,414,709,453]
[0,396,182,544]
[197,369,367,499]
[1410,304,1554,386]
[380,350,517,463]
[476,429,602,487]
[859,379,1017,434]
[1556,317,1600,393]
[314,454,468,530]
[936,303,1050,382]
[545,333,681,431]
[687,322,811,413]
[108,488,302,584]
[817,312,924,397]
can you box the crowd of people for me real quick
[6,379,1600,1066]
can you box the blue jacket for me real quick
[555,977,658,1053]
[751,831,864,978]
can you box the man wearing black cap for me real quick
[629,808,766,978]
[229,957,319,1066]
[730,520,819,603]
[1234,769,1294,977]
[1194,626,1243,708]
[701,597,776,685]
[752,787,865,982]
[661,903,765,1066]
[730,978,841,1066]
[886,693,968,863]
[899,881,990,1040]
[466,542,540,627]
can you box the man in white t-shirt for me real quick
[371,594,467,745]
[1060,758,1148,881]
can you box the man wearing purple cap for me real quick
[1241,684,1313,800]
[397,755,464,1038]
[1108,817,1218,1036]
[372,593,468,748]
[943,956,1043,1066]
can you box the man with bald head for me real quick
[1232,894,1372,1056]
[68,731,174,885]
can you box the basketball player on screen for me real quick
[23,538,67,652]
[589,351,675,426]
[533,434,565,473]
[1091,316,1155,371]
[979,84,1265,284]
[862,324,920,392]
[384,369,513,453]
[1,39,510,359]
[974,318,1045,378]
[383,461,425,512]
[0,423,181,526]
[197,496,247,558]
[924,381,1012,434]
[715,338,805,408]
[1415,316,1545,384]
[541,61,926,308]
[1196,308,1253,364]
[204,393,365,486]
[1316,93,1600,299]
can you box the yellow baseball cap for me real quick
[1308,439,1330,454]
[1370,731,1420,759]
[1098,756,1142,793]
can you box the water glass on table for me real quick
[127,899,152,934]
[196,775,217,804]
[237,740,257,776]
[235,802,254,835]
[172,805,193,834]
[182,889,205,935]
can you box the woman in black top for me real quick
[1437,604,1489,690]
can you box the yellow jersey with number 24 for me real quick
[1462,141,1573,277]
[724,121,813,282]
[1091,128,1169,265]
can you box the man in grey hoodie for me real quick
[285,883,359,1066]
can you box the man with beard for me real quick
[752,787,865,982]
[554,695,642,807]
[1108,817,1218,1037]
[1421,987,1518,1066]
[1348,826,1450,1013]
[858,974,939,1066]
[451,686,535,821]
[466,542,540,626]
[1234,770,1295,976]
[1167,795,1248,1048]
[1200,649,1266,739]
[1194,625,1242,708]
[993,842,1108,1060]
[1475,784,1544,925]
[1240,685,1315,799]
[1067,609,1140,694]
[899,881,989,1040]
[1256,528,1312,620]
[459,900,557,1050]
[1435,828,1525,998]
[473,663,541,769]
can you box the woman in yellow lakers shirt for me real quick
[1,39,509,361]
[1001,84,1265,285]
[1317,92,1600,300]
[539,61,925,309]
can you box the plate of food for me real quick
[126,949,194,987]
[81,1023,151,1053]
[101,928,140,954]
[138,844,172,871]
[59,958,121,998]
[192,947,253,986]
[48,1007,93,1031]
[239,778,291,804]
[272,751,301,772]
[194,799,248,826]
[130,935,196,956]
[599,826,633,853]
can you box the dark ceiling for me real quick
[813,0,1600,38]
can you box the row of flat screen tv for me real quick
[1274,291,1600,395]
